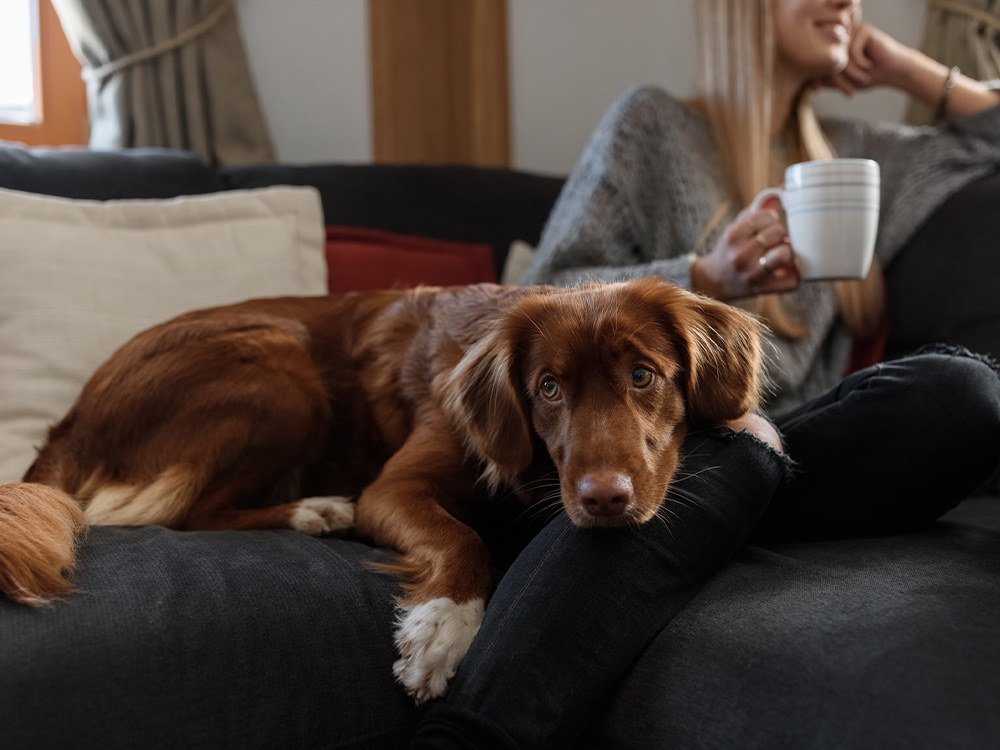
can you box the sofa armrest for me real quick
[884,170,1000,362]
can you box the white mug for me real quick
[750,158,880,281]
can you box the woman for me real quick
[521,0,1000,416]
[411,2,1000,747]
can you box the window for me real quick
[0,0,87,147]
[0,0,38,125]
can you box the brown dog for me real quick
[0,278,765,702]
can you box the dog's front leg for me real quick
[354,419,492,704]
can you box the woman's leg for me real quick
[411,425,790,750]
[756,346,1000,543]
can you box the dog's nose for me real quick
[578,473,633,517]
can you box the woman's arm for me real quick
[518,86,694,288]
[817,24,1000,265]
[520,86,802,299]
[892,56,998,119]
[827,22,1000,118]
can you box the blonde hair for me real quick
[691,0,883,340]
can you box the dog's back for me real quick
[27,285,522,507]
[28,295,371,513]
[2,284,537,604]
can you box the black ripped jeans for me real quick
[411,348,1000,750]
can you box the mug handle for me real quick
[749,186,784,213]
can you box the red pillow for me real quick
[324,226,496,293]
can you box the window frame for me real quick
[0,0,87,147]
[0,0,40,126]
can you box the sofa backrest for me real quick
[0,143,565,276]
[220,162,565,276]
[0,143,223,199]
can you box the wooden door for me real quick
[369,0,509,166]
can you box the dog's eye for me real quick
[541,378,561,400]
[631,367,654,388]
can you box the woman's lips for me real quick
[816,20,850,42]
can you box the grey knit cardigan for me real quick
[519,85,1000,415]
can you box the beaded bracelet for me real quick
[935,65,960,122]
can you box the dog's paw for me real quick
[393,597,485,704]
[291,497,355,535]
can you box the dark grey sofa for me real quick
[1,142,998,750]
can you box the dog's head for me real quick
[444,278,766,528]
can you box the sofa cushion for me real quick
[325,226,495,292]
[0,143,223,199]
[585,522,1000,750]
[0,526,421,750]
[0,186,327,482]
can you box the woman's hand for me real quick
[818,17,1000,116]
[722,412,784,453]
[820,21,917,97]
[690,199,800,302]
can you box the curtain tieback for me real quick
[82,0,234,84]
[929,0,1000,32]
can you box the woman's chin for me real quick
[829,53,849,76]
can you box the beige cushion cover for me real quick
[501,239,535,286]
[0,186,327,482]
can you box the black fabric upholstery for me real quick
[2,527,421,750]
[0,143,223,199]
[587,522,1000,750]
[219,163,565,276]
[884,170,1000,362]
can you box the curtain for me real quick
[51,0,274,165]
[907,0,1000,124]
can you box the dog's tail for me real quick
[0,482,87,606]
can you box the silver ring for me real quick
[758,254,769,269]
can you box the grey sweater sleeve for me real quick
[824,94,1000,266]
[518,86,699,290]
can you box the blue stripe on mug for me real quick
[786,180,880,189]
[785,204,879,216]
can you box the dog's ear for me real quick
[645,280,766,423]
[441,321,533,489]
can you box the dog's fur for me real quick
[0,278,764,702]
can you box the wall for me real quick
[237,0,928,175]
[238,0,372,165]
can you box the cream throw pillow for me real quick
[0,186,327,482]
[501,239,536,285]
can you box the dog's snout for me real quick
[577,473,633,518]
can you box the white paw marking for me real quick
[393,597,485,704]
[291,496,355,535]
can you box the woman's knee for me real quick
[896,349,1000,428]
[722,412,784,452]
[680,420,792,503]
[891,348,1000,472]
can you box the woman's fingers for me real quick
[736,222,786,272]
[749,242,801,294]
[696,203,801,301]
[747,240,795,282]
[729,207,777,243]
[732,208,799,290]
[849,24,875,72]
[820,72,856,97]
[841,57,873,89]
